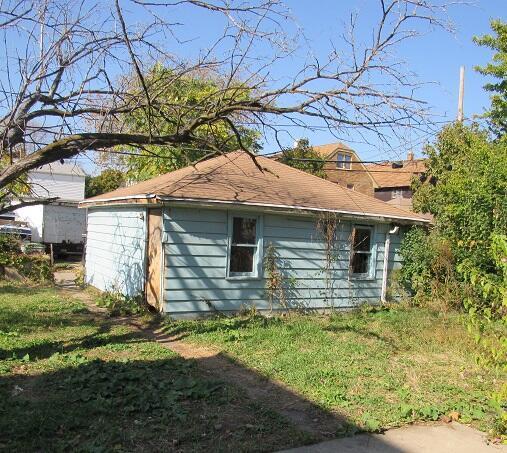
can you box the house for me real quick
[313,143,426,212]
[79,151,429,318]
[312,143,378,196]
[14,161,87,251]
[365,152,427,212]
[25,161,86,200]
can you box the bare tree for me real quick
[0,0,450,212]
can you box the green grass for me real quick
[164,307,504,433]
[0,284,309,452]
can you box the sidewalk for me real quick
[280,422,506,453]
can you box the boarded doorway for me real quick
[146,208,163,311]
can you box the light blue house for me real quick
[80,151,429,317]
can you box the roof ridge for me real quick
[313,141,351,147]
[255,153,425,219]
[83,149,429,222]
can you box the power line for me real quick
[89,147,282,160]
[84,149,423,173]
[307,168,423,174]
[281,157,405,164]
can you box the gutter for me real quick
[80,195,430,225]
[381,225,400,303]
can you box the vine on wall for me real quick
[263,242,301,313]
[316,212,340,308]
[264,243,289,313]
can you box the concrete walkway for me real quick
[280,422,506,453]
[54,270,79,289]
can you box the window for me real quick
[227,215,261,278]
[392,189,403,199]
[346,184,355,190]
[337,153,352,169]
[350,226,374,278]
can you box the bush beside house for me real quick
[0,235,53,283]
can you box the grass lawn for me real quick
[0,284,309,452]
[164,307,504,434]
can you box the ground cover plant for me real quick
[0,284,309,452]
[164,307,504,435]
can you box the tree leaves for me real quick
[85,170,126,198]
[474,20,507,136]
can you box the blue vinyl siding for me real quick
[85,207,146,296]
[162,207,401,316]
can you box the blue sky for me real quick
[265,1,506,161]
[71,1,506,172]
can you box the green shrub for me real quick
[19,254,53,282]
[398,227,434,300]
[0,234,53,283]
[411,124,506,318]
[96,290,147,316]
[398,227,466,311]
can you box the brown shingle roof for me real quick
[81,151,428,223]
[312,142,354,158]
[366,159,426,188]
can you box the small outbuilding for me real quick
[15,162,87,252]
[80,151,429,317]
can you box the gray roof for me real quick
[31,161,86,177]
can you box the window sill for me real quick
[226,275,262,281]
[349,274,376,281]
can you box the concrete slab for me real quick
[280,423,506,453]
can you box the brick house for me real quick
[364,152,426,212]
[273,142,427,213]
[313,143,426,212]
[312,143,377,196]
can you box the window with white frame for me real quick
[392,188,404,199]
[228,215,260,277]
[337,153,352,169]
[350,226,374,278]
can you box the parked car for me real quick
[0,224,32,241]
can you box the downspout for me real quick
[381,225,399,303]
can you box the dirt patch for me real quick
[61,276,347,440]
[153,334,347,438]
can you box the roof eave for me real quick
[80,195,430,225]
[78,194,157,208]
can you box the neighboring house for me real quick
[365,153,426,212]
[14,162,87,249]
[312,143,378,196]
[27,161,86,200]
[80,151,429,318]
[312,143,426,212]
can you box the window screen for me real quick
[350,227,373,276]
[229,217,257,275]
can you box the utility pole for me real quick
[457,66,465,122]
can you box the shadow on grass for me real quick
[0,284,52,295]
[161,315,283,342]
[0,351,405,453]
[0,286,405,452]
[0,325,148,361]
[0,296,146,361]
